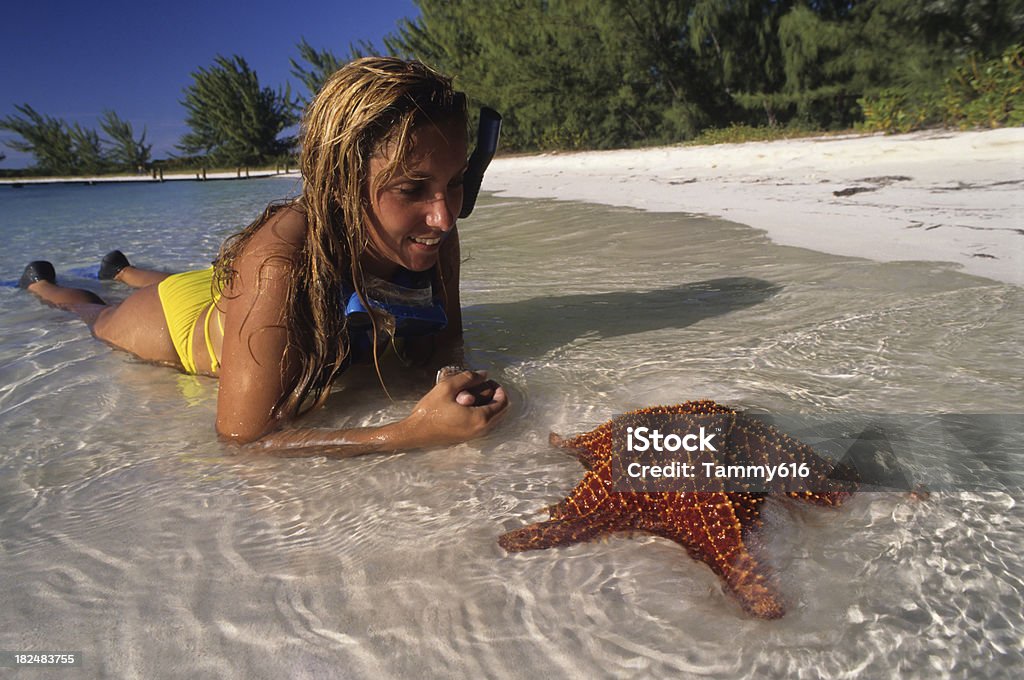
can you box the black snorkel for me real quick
[459,107,502,218]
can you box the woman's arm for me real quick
[216,211,509,452]
[215,208,303,443]
[249,369,507,457]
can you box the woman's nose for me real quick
[425,192,456,230]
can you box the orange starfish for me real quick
[499,401,856,619]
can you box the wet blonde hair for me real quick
[214,57,468,417]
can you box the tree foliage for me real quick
[290,37,379,105]
[69,123,105,175]
[860,44,1024,132]
[100,110,152,169]
[0,105,79,174]
[0,104,152,174]
[178,55,298,166]
[375,0,1023,150]
[5,0,1022,174]
[290,38,347,106]
[383,0,723,149]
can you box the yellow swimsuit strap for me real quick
[203,297,223,373]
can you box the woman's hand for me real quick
[402,370,509,447]
[242,370,509,457]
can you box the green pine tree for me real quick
[0,104,79,174]
[178,55,299,166]
[100,111,151,170]
[289,38,381,105]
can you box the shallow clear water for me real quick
[0,179,1021,678]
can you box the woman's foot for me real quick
[98,250,131,280]
[18,260,56,288]
[98,251,169,287]
[19,261,105,306]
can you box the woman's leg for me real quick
[100,250,171,288]
[114,266,171,288]
[22,262,180,367]
[90,285,181,367]
[19,260,107,325]
[24,279,105,308]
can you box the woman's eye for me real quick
[392,177,463,198]
[395,183,422,196]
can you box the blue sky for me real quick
[0,0,419,168]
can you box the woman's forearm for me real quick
[245,420,422,458]
[225,369,509,457]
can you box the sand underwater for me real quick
[1,147,1022,678]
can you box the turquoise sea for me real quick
[1,177,1022,678]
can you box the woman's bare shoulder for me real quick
[233,206,306,273]
[223,206,307,300]
[248,204,307,253]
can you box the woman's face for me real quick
[363,117,468,276]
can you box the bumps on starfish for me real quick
[499,400,857,620]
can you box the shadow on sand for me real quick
[465,276,782,356]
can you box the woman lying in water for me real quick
[18,57,509,453]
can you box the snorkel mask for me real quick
[342,108,503,336]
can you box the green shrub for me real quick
[537,124,591,151]
[944,45,1024,128]
[859,44,1023,133]
[857,89,945,133]
[686,122,819,146]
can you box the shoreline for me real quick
[0,168,301,186]
[485,127,1024,286]
[3,128,1020,285]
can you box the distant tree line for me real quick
[2,0,1021,174]
[381,0,1023,149]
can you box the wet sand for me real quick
[486,128,1024,286]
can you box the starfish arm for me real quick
[552,424,614,470]
[728,414,859,501]
[499,512,622,552]
[546,465,615,520]
[548,431,597,470]
[644,492,784,619]
[718,546,786,620]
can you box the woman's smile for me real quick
[410,234,444,247]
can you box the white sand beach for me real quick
[486,127,1024,286]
